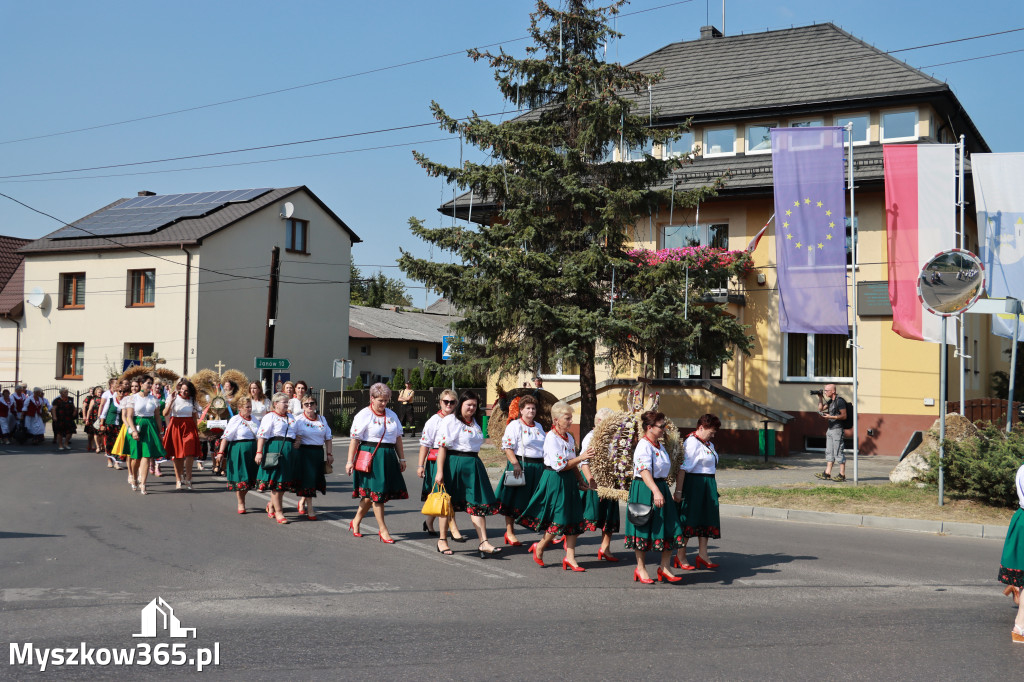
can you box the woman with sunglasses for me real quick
[673,413,723,571]
[625,411,685,584]
[256,392,296,523]
[346,383,407,543]
[434,390,500,558]
[416,389,465,540]
[495,394,546,547]
[219,397,260,514]
[292,395,333,520]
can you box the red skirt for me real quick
[162,416,201,459]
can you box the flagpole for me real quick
[847,123,859,485]
[958,135,966,412]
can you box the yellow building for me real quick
[446,24,1001,457]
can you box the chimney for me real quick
[700,25,723,40]
[138,190,156,197]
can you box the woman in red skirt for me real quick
[162,379,201,490]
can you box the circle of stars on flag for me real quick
[782,198,838,252]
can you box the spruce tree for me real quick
[400,0,749,435]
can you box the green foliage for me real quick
[350,376,364,391]
[350,266,412,307]
[409,367,425,390]
[389,368,406,391]
[398,0,744,436]
[329,409,354,434]
[925,422,1024,508]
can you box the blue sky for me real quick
[1,0,1020,303]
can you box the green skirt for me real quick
[127,416,165,460]
[441,453,497,516]
[582,487,621,534]
[352,443,408,503]
[225,439,258,491]
[257,438,295,492]
[678,473,721,539]
[623,478,685,552]
[293,444,327,498]
[998,508,1024,588]
[495,457,546,518]
[421,459,439,502]
[517,468,586,536]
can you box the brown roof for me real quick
[0,235,31,316]
[20,186,360,255]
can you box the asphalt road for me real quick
[2,440,1022,680]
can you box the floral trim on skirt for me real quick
[678,472,721,539]
[225,439,258,491]
[441,453,497,516]
[352,443,408,503]
[257,438,295,492]
[517,468,587,536]
[623,478,685,552]
[495,458,546,518]
[581,487,621,534]
[998,508,1024,587]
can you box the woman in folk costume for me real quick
[0,389,12,445]
[23,387,49,445]
[292,394,333,520]
[998,461,1024,644]
[415,389,466,540]
[124,376,166,495]
[495,394,547,547]
[219,397,260,514]
[162,379,202,490]
[674,413,724,571]
[579,407,621,562]
[256,392,297,524]
[110,379,138,464]
[517,401,588,571]
[100,384,125,469]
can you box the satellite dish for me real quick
[280,202,295,219]
[918,249,985,316]
[27,287,45,308]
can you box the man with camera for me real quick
[813,384,848,482]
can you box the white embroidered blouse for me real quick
[502,419,546,459]
[222,414,259,442]
[633,438,671,478]
[350,407,402,444]
[681,434,718,474]
[436,413,483,453]
[419,412,446,449]
[293,414,332,446]
[257,411,295,439]
[543,430,577,471]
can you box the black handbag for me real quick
[627,502,654,527]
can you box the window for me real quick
[620,138,654,162]
[409,347,419,360]
[126,343,154,364]
[661,355,722,381]
[285,218,309,253]
[358,371,372,385]
[359,344,371,356]
[662,223,728,250]
[784,332,852,381]
[663,131,696,158]
[881,109,918,141]
[59,273,85,309]
[745,124,775,154]
[540,349,580,378]
[835,114,869,145]
[60,343,84,380]
[128,269,155,307]
[703,127,735,156]
[845,216,859,267]
[790,118,824,128]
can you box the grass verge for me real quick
[720,484,1015,525]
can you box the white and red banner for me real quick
[883,144,956,342]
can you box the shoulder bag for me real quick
[627,500,655,527]
[355,431,385,474]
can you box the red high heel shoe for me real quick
[266,503,274,519]
[348,520,363,538]
[633,568,655,584]
[379,532,395,544]
[597,549,620,562]
[695,555,719,569]
[530,544,544,567]
[504,532,523,546]
[562,558,585,572]
[528,542,538,554]
[673,556,697,570]
[656,567,682,583]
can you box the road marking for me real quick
[247,491,523,580]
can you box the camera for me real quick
[809,390,824,397]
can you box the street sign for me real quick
[441,335,462,361]
[332,359,352,379]
[255,357,290,370]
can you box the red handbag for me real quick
[355,432,385,473]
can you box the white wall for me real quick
[197,190,353,390]
[0,316,22,383]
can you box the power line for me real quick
[920,47,1024,69]
[0,0,698,147]
[889,26,1024,53]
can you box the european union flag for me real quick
[771,127,848,334]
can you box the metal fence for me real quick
[0,383,93,410]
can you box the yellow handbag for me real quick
[421,482,451,517]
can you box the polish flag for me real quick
[746,219,771,254]
[883,144,957,343]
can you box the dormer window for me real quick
[703,127,735,157]
[745,124,775,154]
[835,114,870,145]
[881,109,918,142]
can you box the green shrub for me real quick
[925,422,1023,508]
[410,367,424,390]
[329,409,354,434]
[389,368,405,391]
[350,376,364,390]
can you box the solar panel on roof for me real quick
[48,188,274,240]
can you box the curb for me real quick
[720,503,1008,540]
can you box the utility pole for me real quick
[263,246,281,395]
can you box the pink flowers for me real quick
[627,246,752,276]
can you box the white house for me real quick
[16,186,360,389]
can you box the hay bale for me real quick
[487,388,558,447]
[154,368,180,386]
